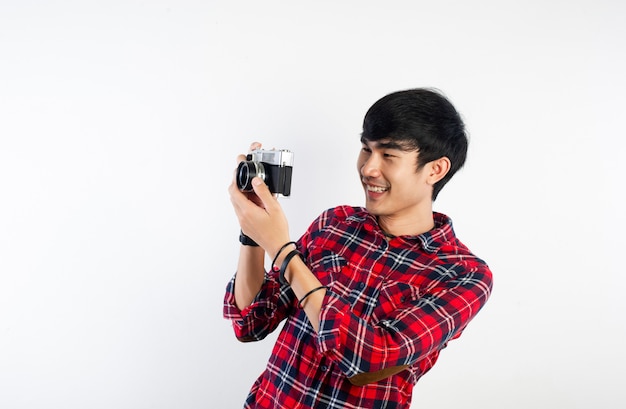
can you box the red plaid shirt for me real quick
[224,206,492,408]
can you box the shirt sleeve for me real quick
[315,261,493,379]
[221,208,337,343]
[223,269,296,342]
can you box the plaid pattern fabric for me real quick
[224,206,493,408]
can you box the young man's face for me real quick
[357,138,434,223]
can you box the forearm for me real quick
[281,254,325,332]
[234,244,266,310]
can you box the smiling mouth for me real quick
[365,184,388,193]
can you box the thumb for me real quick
[251,177,276,204]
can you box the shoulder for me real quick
[302,205,369,244]
[316,205,368,225]
[432,212,492,275]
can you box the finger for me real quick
[236,141,261,165]
[251,177,277,209]
[228,180,246,210]
[229,183,256,230]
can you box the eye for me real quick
[361,145,372,153]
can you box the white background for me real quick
[1,1,625,408]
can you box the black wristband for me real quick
[279,249,302,285]
[272,241,297,268]
[239,231,259,246]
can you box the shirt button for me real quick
[321,365,328,372]
[358,282,365,289]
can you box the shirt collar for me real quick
[347,209,456,253]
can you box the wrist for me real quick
[271,241,296,265]
[271,241,298,284]
[239,230,259,246]
[279,249,302,285]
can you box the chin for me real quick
[364,201,384,216]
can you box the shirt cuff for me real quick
[315,289,363,377]
[223,272,281,322]
[223,275,243,320]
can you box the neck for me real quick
[377,212,435,237]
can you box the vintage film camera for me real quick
[236,148,294,197]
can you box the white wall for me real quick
[1,1,624,408]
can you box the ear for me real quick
[426,157,451,185]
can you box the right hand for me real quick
[228,141,291,256]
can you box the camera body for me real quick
[237,148,294,196]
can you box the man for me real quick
[224,88,493,408]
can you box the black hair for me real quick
[361,88,468,200]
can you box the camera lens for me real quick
[237,161,265,191]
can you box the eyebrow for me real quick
[360,136,412,151]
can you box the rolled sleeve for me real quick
[316,290,371,377]
[316,290,350,353]
[223,271,293,342]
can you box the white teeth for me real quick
[367,185,388,193]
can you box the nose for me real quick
[360,154,381,178]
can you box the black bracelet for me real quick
[272,241,297,269]
[279,249,302,285]
[239,230,259,246]
[298,285,328,308]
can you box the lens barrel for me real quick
[237,161,265,191]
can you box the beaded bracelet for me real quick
[298,285,328,309]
